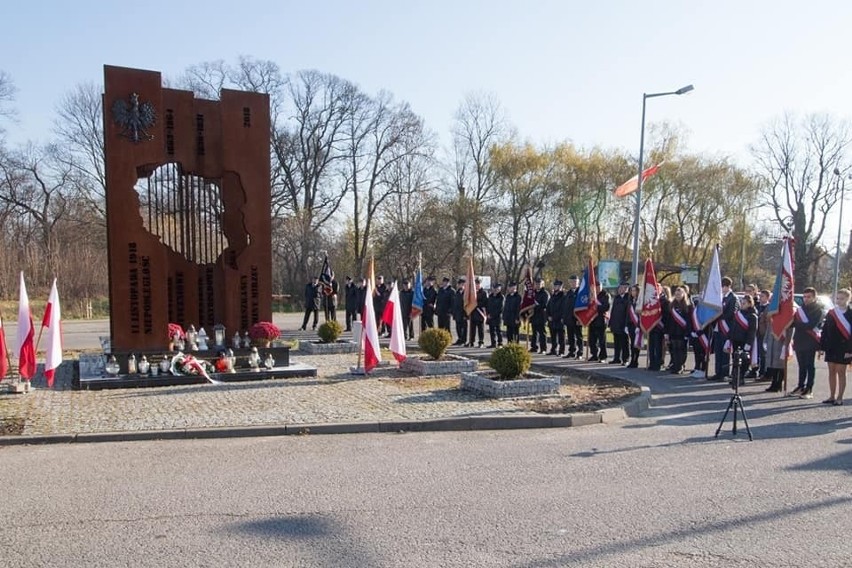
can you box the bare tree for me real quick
[344,91,430,275]
[752,113,851,287]
[52,82,106,223]
[449,93,510,272]
[0,70,15,127]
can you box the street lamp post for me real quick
[832,168,849,298]
[631,84,694,284]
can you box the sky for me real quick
[2,1,852,167]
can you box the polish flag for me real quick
[361,262,382,373]
[0,313,8,380]
[613,163,664,198]
[16,272,36,380]
[41,278,63,388]
[382,282,407,363]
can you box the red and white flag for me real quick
[614,163,663,198]
[16,272,36,380]
[381,282,407,364]
[0,312,8,380]
[640,258,662,334]
[362,260,382,373]
[41,278,63,388]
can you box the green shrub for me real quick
[418,328,452,360]
[317,320,343,343]
[489,344,531,380]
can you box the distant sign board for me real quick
[479,275,492,290]
[681,268,699,285]
[598,260,621,289]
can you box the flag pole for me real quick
[0,305,11,380]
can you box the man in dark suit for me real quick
[710,276,739,380]
[790,286,826,398]
[546,280,566,356]
[608,282,631,364]
[300,277,321,331]
[344,276,357,331]
[399,279,415,340]
[452,277,468,345]
[588,282,610,362]
[503,282,521,344]
[563,275,583,359]
[422,276,437,331]
[436,277,454,332]
[530,278,550,354]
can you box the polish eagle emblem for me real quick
[112,93,156,143]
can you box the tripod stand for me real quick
[715,346,754,441]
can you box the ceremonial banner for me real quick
[464,257,477,316]
[411,259,424,318]
[640,258,662,334]
[692,246,723,331]
[767,238,795,340]
[574,258,599,327]
[519,265,536,318]
[319,256,335,296]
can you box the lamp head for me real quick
[675,84,694,95]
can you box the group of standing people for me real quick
[300,270,852,405]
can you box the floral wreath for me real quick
[170,352,214,377]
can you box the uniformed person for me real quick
[530,277,550,354]
[546,280,566,355]
[422,276,438,331]
[563,275,583,359]
[503,282,521,343]
[452,277,468,345]
[486,282,505,348]
[436,277,454,332]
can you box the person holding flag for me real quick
[640,258,664,371]
[820,288,852,405]
[667,286,693,375]
[710,277,739,381]
[765,238,795,392]
[690,245,723,378]
[563,275,584,359]
[574,259,601,360]
[410,257,425,328]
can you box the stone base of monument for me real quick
[77,364,317,390]
[460,370,561,398]
[299,340,359,355]
[76,346,317,390]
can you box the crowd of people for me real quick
[300,273,852,406]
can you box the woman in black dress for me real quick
[820,288,852,405]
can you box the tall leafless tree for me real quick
[752,113,851,287]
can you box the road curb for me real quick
[0,361,654,446]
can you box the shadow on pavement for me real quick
[509,495,852,567]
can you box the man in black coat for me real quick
[588,282,610,362]
[530,278,550,354]
[608,282,631,364]
[399,279,415,341]
[710,276,739,380]
[790,286,826,398]
[563,275,583,359]
[374,275,390,337]
[344,276,357,331]
[422,276,437,331]
[452,277,468,345]
[546,280,567,356]
[323,277,339,323]
[486,283,505,348]
[436,277,454,332]
[300,277,321,331]
[502,282,521,344]
[468,278,488,347]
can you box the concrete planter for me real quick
[400,354,478,376]
[299,340,359,355]
[460,370,560,398]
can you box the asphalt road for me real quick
[2,394,850,567]
[2,314,849,567]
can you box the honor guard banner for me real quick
[574,258,599,327]
[519,265,536,318]
[767,238,795,340]
[692,246,723,331]
[640,258,662,334]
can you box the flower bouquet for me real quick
[249,321,280,347]
[169,352,220,384]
